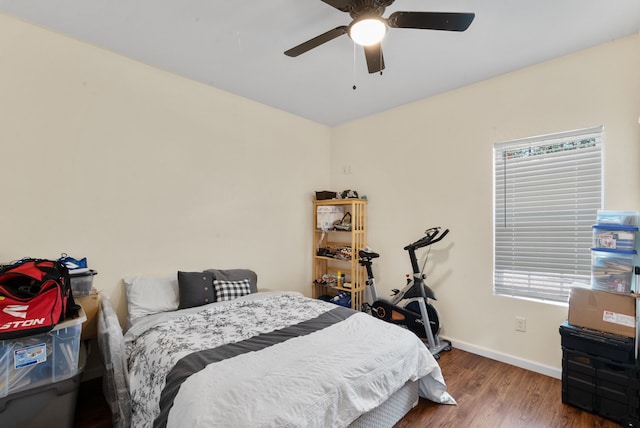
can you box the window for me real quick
[493,126,603,304]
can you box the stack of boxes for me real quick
[561,210,640,426]
[0,309,86,428]
[591,210,639,294]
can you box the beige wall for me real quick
[330,34,640,375]
[0,13,331,320]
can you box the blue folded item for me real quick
[330,291,351,308]
[58,254,88,270]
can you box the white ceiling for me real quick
[1,0,639,126]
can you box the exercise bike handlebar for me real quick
[403,227,449,251]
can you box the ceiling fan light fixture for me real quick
[349,17,387,46]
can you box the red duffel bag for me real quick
[0,258,79,339]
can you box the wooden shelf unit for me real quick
[312,198,367,310]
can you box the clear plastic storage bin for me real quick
[592,225,638,251]
[0,308,86,397]
[596,210,639,226]
[591,250,636,294]
[0,342,86,428]
[69,269,97,297]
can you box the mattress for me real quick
[98,291,453,427]
[349,380,419,428]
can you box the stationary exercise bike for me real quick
[360,227,452,358]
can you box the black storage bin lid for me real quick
[560,321,636,365]
[69,268,97,278]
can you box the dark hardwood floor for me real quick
[73,348,621,428]
[74,377,112,428]
[395,348,620,428]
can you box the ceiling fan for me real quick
[284,0,475,74]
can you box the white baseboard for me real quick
[443,337,562,380]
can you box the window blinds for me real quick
[494,126,603,303]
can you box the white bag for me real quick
[316,206,344,231]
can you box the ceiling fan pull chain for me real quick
[352,42,358,90]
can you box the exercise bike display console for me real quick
[360,227,452,358]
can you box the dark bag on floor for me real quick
[0,258,80,339]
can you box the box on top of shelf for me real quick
[568,287,635,338]
[0,308,86,398]
[591,249,637,294]
[315,191,337,200]
[592,225,638,252]
[596,210,640,227]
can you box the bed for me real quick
[97,269,455,428]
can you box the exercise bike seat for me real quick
[359,249,380,259]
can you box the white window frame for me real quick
[493,126,603,304]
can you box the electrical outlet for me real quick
[515,316,526,332]
[342,165,352,174]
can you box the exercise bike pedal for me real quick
[390,289,400,296]
[361,303,372,314]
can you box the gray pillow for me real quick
[178,271,216,309]
[204,269,258,294]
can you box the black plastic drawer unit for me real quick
[562,348,640,427]
[559,321,635,364]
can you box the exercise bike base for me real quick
[424,338,452,359]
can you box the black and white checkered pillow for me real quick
[214,279,252,302]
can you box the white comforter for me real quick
[124,292,454,428]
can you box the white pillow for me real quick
[123,274,179,324]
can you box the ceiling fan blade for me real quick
[364,43,385,74]
[320,0,351,12]
[284,26,348,57]
[388,12,475,32]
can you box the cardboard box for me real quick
[75,290,100,341]
[568,287,636,337]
